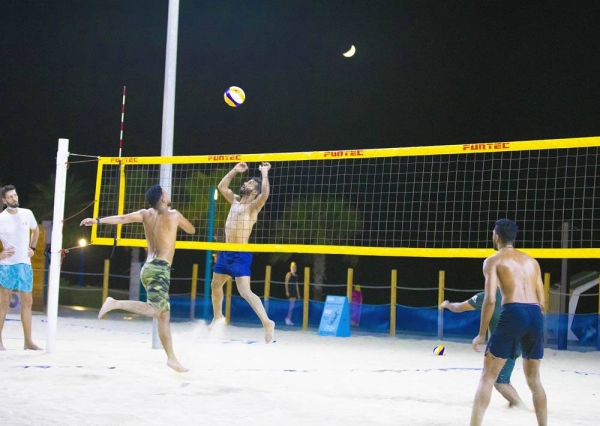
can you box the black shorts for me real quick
[486,303,544,360]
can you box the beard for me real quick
[167,202,172,208]
[240,186,252,196]
[6,201,19,209]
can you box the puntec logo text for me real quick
[208,155,242,162]
[462,142,510,151]
[323,150,364,158]
[110,157,139,163]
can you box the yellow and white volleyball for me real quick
[433,345,446,356]
[224,86,245,107]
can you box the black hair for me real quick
[1,185,15,199]
[252,177,262,194]
[494,218,518,244]
[146,185,163,208]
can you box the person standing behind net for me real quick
[80,184,195,373]
[441,288,526,409]
[210,162,275,343]
[0,185,42,351]
[470,219,547,426]
[284,261,300,325]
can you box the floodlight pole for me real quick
[160,0,179,182]
[154,0,180,349]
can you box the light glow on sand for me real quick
[1,312,599,425]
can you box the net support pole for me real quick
[190,263,198,320]
[558,222,570,350]
[346,268,353,300]
[203,187,216,319]
[543,272,550,347]
[390,269,397,337]
[437,270,445,340]
[102,259,110,305]
[264,265,271,313]
[225,278,232,323]
[46,138,69,353]
[302,267,310,331]
[597,273,600,351]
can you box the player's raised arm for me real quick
[177,211,196,234]
[218,162,247,204]
[252,162,271,211]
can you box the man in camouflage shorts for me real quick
[81,185,195,372]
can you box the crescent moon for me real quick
[342,45,356,58]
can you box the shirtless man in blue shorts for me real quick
[441,288,526,409]
[210,162,275,343]
[81,185,195,372]
[470,219,547,426]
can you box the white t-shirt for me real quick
[0,208,38,265]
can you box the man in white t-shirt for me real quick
[0,185,41,350]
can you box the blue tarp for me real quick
[169,294,599,350]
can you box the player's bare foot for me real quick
[24,341,43,350]
[209,316,226,328]
[509,402,528,410]
[0,343,6,351]
[167,359,189,373]
[98,297,116,318]
[264,319,275,343]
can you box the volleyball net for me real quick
[89,136,599,258]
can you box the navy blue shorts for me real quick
[487,303,544,360]
[213,251,253,278]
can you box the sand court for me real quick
[1,310,599,426]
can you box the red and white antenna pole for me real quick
[111,86,127,256]
[119,86,126,158]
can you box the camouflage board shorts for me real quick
[141,258,171,311]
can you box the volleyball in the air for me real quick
[433,345,446,356]
[224,86,245,107]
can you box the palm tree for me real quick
[271,194,363,300]
[180,168,231,241]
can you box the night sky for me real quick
[1,2,599,299]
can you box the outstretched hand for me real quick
[80,218,95,226]
[259,162,271,174]
[234,162,248,173]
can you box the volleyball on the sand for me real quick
[224,86,245,107]
[433,345,446,356]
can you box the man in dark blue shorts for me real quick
[210,162,275,343]
[441,288,526,408]
[470,219,547,426]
